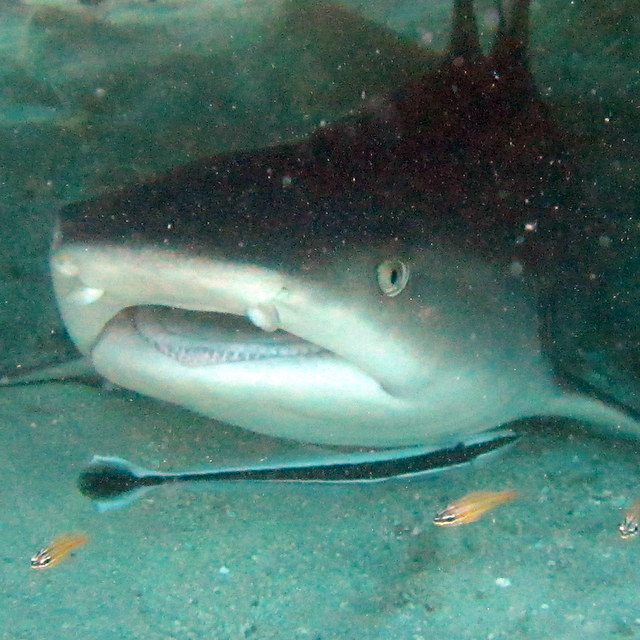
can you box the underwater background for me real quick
[0,0,638,638]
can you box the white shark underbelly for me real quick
[90,309,548,446]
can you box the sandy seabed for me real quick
[2,379,640,640]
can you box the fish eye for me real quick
[376,259,410,297]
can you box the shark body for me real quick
[13,0,640,501]
[54,237,571,447]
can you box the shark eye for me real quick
[376,259,410,297]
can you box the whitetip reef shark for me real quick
[5,0,640,509]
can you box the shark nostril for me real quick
[247,304,280,332]
[51,253,80,277]
[65,286,104,306]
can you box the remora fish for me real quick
[7,0,640,501]
[79,431,518,511]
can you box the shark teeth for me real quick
[131,306,324,367]
[153,342,322,367]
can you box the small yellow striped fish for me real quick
[433,490,517,527]
[30,533,89,569]
[619,499,640,539]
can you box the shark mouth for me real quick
[49,243,425,402]
[127,306,327,368]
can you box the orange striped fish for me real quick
[30,533,89,569]
[433,490,517,527]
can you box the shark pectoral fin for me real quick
[0,356,98,386]
[546,393,640,438]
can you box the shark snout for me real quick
[50,242,289,353]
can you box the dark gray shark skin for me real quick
[37,0,640,479]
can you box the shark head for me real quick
[45,0,640,449]
[51,180,558,448]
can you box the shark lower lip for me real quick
[130,306,326,367]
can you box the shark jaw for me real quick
[50,237,560,448]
